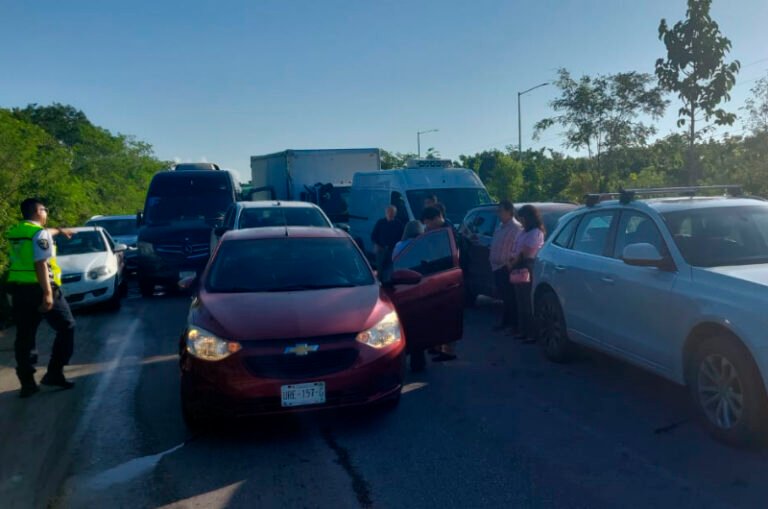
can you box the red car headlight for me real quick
[186,326,241,361]
[356,312,402,349]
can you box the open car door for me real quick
[383,228,464,351]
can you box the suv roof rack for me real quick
[584,185,744,207]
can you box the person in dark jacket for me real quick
[371,206,404,271]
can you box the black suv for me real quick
[137,168,240,296]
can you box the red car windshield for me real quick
[206,237,374,293]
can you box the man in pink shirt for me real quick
[489,200,522,332]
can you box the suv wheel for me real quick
[690,337,768,447]
[535,291,573,363]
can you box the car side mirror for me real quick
[178,275,198,290]
[214,226,229,237]
[623,243,674,270]
[389,269,422,286]
[114,243,128,253]
[136,211,143,227]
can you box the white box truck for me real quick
[250,148,381,223]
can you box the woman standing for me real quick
[507,205,545,342]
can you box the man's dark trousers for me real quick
[10,284,75,385]
[493,268,517,329]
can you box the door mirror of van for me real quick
[114,243,128,253]
[136,211,143,227]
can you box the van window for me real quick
[406,188,492,225]
[144,173,234,226]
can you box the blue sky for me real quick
[1,0,766,182]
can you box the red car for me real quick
[179,226,463,425]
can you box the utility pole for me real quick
[417,129,439,158]
[517,82,549,159]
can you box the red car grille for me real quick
[242,348,359,380]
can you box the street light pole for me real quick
[517,82,549,160]
[417,129,439,158]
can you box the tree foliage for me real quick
[0,104,167,273]
[534,68,667,191]
[656,0,740,182]
[743,73,768,135]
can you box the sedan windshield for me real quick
[407,188,492,224]
[239,208,330,229]
[663,206,768,267]
[207,237,374,293]
[56,231,106,256]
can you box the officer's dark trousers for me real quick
[10,284,75,385]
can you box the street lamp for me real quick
[517,82,549,159]
[417,129,439,158]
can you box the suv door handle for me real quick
[601,276,615,284]
[554,265,566,272]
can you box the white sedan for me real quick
[56,227,127,309]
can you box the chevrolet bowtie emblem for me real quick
[284,344,319,356]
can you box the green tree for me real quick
[380,149,417,169]
[655,0,741,183]
[534,69,667,191]
[459,150,523,201]
[743,73,768,135]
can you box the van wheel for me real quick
[535,291,573,363]
[689,337,768,448]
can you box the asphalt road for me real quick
[2,286,768,508]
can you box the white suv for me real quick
[532,187,768,446]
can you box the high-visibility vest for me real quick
[5,221,62,287]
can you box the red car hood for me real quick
[192,285,391,341]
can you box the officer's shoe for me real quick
[19,384,40,399]
[41,373,75,390]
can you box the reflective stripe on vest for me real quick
[5,222,62,286]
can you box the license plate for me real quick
[281,382,326,408]
[179,271,196,280]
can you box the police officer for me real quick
[6,198,76,398]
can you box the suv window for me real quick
[613,212,667,259]
[572,212,616,256]
[553,216,579,248]
[393,229,454,276]
[663,206,768,267]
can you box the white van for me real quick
[348,159,492,257]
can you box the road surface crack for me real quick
[322,428,373,508]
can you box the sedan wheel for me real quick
[535,291,573,363]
